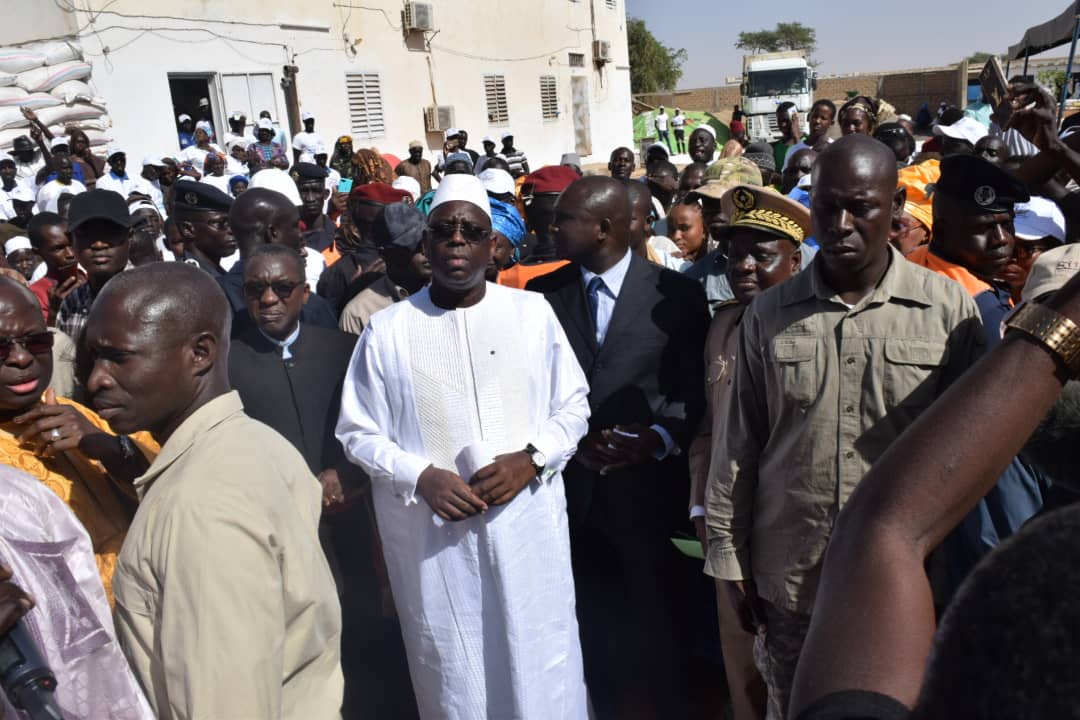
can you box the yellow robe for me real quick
[0,396,158,603]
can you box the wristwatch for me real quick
[1005,302,1080,375]
[524,443,547,477]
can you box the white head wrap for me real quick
[4,236,32,255]
[392,175,421,202]
[693,124,716,139]
[129,201,159,216]
[478,168,515,196]
[429,174,492,220]
[249,168,302,206]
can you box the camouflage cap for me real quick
[688,157,763,201]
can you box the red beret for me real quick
[522,165,579,194]
[349,183,412,205]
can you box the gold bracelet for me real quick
[1005,302,1080,375]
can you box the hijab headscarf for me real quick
[490,198,527,250]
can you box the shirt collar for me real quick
[109,171,127,180]
[133,391,245,496]
[781,245,933,309]
[580,248,633,298]
[257,323,301,359]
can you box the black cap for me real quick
[372,203,426,253]
[935,154,1029,213]
[290,162,326,184]
[173,181,233,214]
[68,189,133,232]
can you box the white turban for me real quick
[4,236,32,255]
[430,174,492,220]
[392,175,421,202]
[694,124,717,138]
[478,168,515,196]
[248,168,302,206]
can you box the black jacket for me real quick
[527,253,710,530]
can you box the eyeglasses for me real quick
[243,280,303,300]
[0,332,53,361]
[429,221,489,245]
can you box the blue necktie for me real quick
[587,275,605,338]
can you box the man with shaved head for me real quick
[221,186,337,330]
[85,262,343,718]
[527,175,710,719]
[709,134,984,720]
[337,174,591,718]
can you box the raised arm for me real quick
[789,272,1080,716]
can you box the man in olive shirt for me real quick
[708,135,984,720]
[84,262,343,719]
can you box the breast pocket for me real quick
[884,338,949,409]
[769,336,820,407]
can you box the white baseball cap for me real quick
[444,128,460,140]
[256,118,274,131]
[198,97,210,107]
[932,116,987,147]
[177,113,192,123]
[106,145,125,160]
[500,131,514,140]
[301,110,314,121]
[49,137,69,150]
[142,154,164,167]
[1014,196,1066,243]
[1021,243,1080,303]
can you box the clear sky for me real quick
[624,0,1074,89]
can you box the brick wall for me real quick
[636,67,968,119]
[879,68,965,117]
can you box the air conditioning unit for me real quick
[592,40,612,64]
[404,2,435,32]
[424,105,455,132]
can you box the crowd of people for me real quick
[0,72,1079,720]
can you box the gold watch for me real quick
[1005,302,1080,374]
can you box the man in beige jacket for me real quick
[82,261,343,719]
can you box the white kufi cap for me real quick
[429,174,492,220]
[4,236,32,255]
[392,175,421,202]
[478,168,515,196]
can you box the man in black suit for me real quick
[228,244,416,719]
[222,187,338,332]
[526,176,710,719]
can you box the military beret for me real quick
[290,162,327,184]
[522,165,578,195]
[348,183,412,206]
[173,182,234,213]
[935,154,1029,214]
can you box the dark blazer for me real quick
[527,253,710,530]
[228,322,359,478]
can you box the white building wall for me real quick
[14,0,631,170]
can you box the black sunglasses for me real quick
[243,281,304,300]
[429,221,489,245]
[0,332,53,361]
